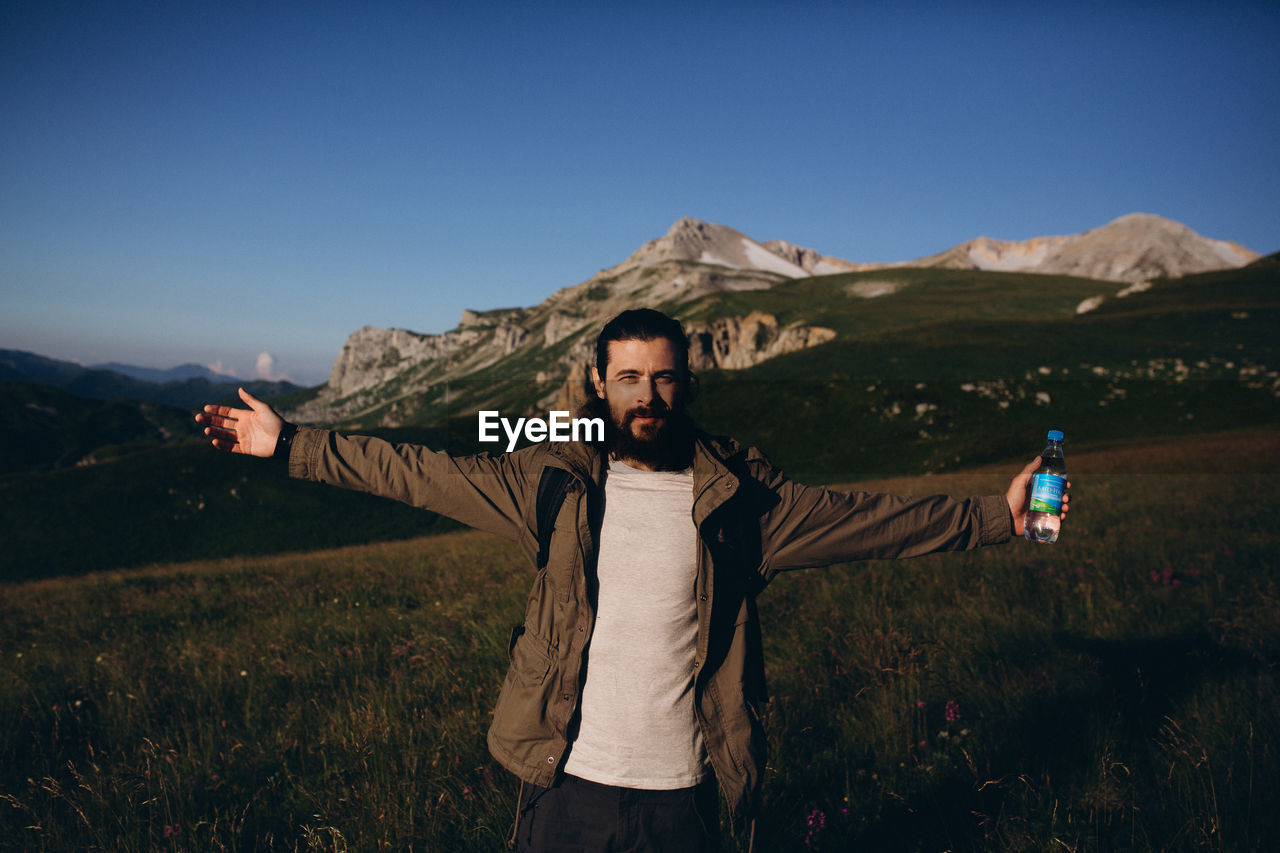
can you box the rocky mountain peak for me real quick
[916,212,1258,282]
[763,239,869,276]
[616,217,809,279]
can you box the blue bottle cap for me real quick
[1047,429,1064,441]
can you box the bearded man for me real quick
[197,308,1068,852]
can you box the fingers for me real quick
[196,403,249,425]
[203,425,241,449]
[239,386,267,412]
[196,410,239,429]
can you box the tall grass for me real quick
[2,430,1277,851]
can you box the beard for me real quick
[581,393,695,471]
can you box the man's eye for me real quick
[655,376,675,386]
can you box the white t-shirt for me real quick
[562,458,709,789]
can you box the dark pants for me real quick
[515,773,721,853]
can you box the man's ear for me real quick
[684,371,700,405]
[591,365,606,399]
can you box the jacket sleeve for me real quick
[749,455,1012,576]
[287,426,532,541]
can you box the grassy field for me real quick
[2,428,1277,851]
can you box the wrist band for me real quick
[273,422,298,460]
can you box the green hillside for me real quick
[679,266,1113,333]
[0,425,482,583]
[677,262,1278,480]
[0,382,203,474]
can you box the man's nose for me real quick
[634,378,655,403]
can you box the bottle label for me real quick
[1029,473,1065,514]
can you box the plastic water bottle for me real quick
[1025,430,1067,544]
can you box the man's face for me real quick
[591,337,690,470]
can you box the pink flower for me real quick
[944,700,961,723]
[163,824,179,838]
[803,809,827,847]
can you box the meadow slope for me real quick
[2,429,1277,851]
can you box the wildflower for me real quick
[944,700,961,723]
[803,808,827,847]
[163,824,179,838]
[916,700,926,708]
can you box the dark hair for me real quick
[594,308,690,378]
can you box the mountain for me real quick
[911,213,1258,283]
[89,361,239,384]
[0,349,300,410]
[285,218,862,425]
[284,213,1261,429]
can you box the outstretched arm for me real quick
[194,387,285,457]
[1005,457,1072,537]
[197,391,534,543]
[751,450,1075,577]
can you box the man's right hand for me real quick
[195,387,285,457]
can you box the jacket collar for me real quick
[543,428,745,523]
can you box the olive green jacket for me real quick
[287,426,1012,818]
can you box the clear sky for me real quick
[3,1,1277,386]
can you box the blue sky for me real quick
[2,1,1277,386]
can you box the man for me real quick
[197,308,1068,852]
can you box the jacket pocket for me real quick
[508,624,553,685]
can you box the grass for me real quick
[2,429,1277,851]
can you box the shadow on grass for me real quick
[841,630,1264,852]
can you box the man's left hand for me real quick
[1006,457,1071,538]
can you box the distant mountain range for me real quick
[284,212,1263,427]
[0,349,299,410]
[88,361,238,384]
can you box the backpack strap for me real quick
[534,466,574,570]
